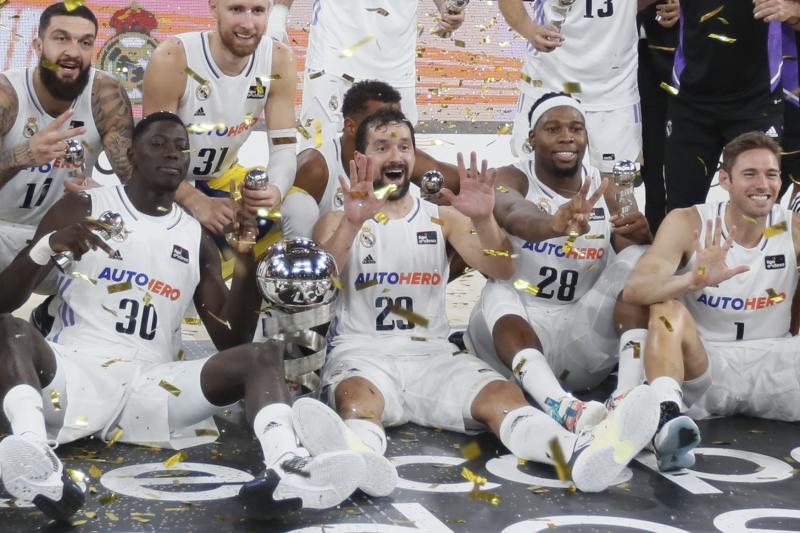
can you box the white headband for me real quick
[528,95,586,131]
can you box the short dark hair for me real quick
[39,2,98,37]
[721,131,781,173]
[354,108,415,154]
[342,80,402,120]
[528,91,577,129]
[133,111,186,141]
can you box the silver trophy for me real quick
[420,170,445,199]
[434,0,469,38]
[550,0,576,30]
[612,160,639,218]
[53,211,127,272]
[225,166,269,249]
[62,139,85,181]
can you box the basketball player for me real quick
[143,0,297,261]
[621,132,800,472]
[464,93,651,435]
[282,79,459,239]
[501,0,659,178]
[298,0,466,150]
[0,3,134,295]
[0,113,363,522]
[300,107,660,496]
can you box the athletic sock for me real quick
[650,376,683,407]
[344,419,387,455]
[2,384,48,443]
[612,328,647,397]
[498,405,575,465]
[511,348,568,409]
[252,403,299,468]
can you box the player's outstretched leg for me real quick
[570,384,660,492]
[292,396,398,498]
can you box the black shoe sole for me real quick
[31,474,84,523]
[239,470,302,521]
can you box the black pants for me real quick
[663,95,783,212]
[781,103,800,201]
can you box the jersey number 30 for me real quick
[115,298,158,340]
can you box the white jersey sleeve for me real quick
[47,185,202,365]
[679,202,798,342]
[520,0,639,111]
[0,68,102,226]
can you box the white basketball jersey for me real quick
[521,0,638,110]
[307,0,417,87]
[313,137,348,216]
[176,32,273,181]
[508,160,611,306]
[679,202,798,342]
[48,185,202,364]
[0,68,101,226]
[328,195,450,347]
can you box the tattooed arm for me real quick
[0,74,26,187]
[92,71,134,183]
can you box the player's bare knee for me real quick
[250,341,285,372]
[471,380,526,426]
[334,376,382,418]
[649,300,689,328]
[613,297,649,334]
[0,314,38,350]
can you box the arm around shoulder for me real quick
[142,37,187,115]
[92,71,134,182]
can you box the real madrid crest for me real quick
[196,83,210,101]
[536,197,552,215]
[359,225,376,248]
[334,187,344,209]
[23,117,38,138]
[329,95,338,111]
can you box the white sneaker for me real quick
[292,397,398,498]
[0,435,84,521]
[570,384,659,492]
[239,450,364,519]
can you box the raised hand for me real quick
[441,152,496,221]
[550,175,609,236]
[690,217,750,290]
[340,153,387,224]
[527,24,564,53]
[49,219,117,261]
[26,109,87,167]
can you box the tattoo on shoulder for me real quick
[92,73,134,181]
[0,74,20,137]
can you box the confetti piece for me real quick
[483,249,511,257]
[296,123,311,140]
[143,292,152,306]
[742,214,758,224]
[163,451,187,468]
[342,73,355,83]
[659,82,679,96]
[558,369,570,381]
[562,231,579,255]
[764,221,787,238]
[75,415,88,427]
[718,17,729,24]
[184,66,208,86]
[548,437,572,482]
[461,441,482,460]
[496,123,511,134]
[512,356,526,376]
[454,39,466,48]
[461,467,486,486]
[63,0,84,12]
[513,279,540,296]
[355,278,379,291]
[410,336,427,341]
[430,216,444,226]
[496,185,509,193]
[563,81,582,93]
[699,5,724,23]
[521,73,543,87]
[309,69,325,79]
[314,119,323,148]
[659,315,674,332]
[159,379,182,397]
[177,350,186,361]
[70,271,97,285]
[83,511,96,519]
[767,288,785,304]
[708,33,736,44]
[390,305,430,327]
[366,7,389,16]
[195,428,219,437]
[587,263,599,272]
[106,282,132,295]
[67,469,85,484]
[205,308,232,329]
[339,34,376,58]
[50,390,62,411]
[374,212,390,225]
[632,342,641,359]
[373,183,398,200]
[696,266,706,277]
[331,276,343,290]
[106,426,124,448]
[182,316,202,326]
[99,493,118,505]
[71,519,88,526]
[89,465,102,478]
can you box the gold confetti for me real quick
[309,69,325,79]
[513,279,540,296]
[99,493,118,505]
[331,275,343,289]
[374,183,398,200]
[159,379,182,397]
[182,316,202,326]
[764,221,787,238]
[563,81,582,93]
[296,123,311,139]
[366,7,389,16]
[659,82,679,96]
[100,357,124,368]
[390,304,430,327]
[512,356,526,376]
[67,469,85,484]
[63,0,84,12]
[696,266,706,277]
[430,216,444,226]
[184,66,208,86]
[584,234,605,240]
[496,185,509,193]
[461,467,486,485]
[143,292,152,306]
[339,34,376,58]
[177,350,186,361]
[163,451,187,468]
[454,39,466,47]
[205,308,231,329]
[355,278,379,291]
[659,315,674,332]
[410,335,427,341]
[496,123,511,135]
[587,263,599,272]
[106,281,132,294]
[718,17,729,24]
[767,288,785,304]
[521,73,543,87]
[106,426,124,448]
[562,231,579,255]
[50,390,62,411]
[558,369,570,381]
[342,73,355,83]
[461,441,482,460]
[742,214,758,224]
[699,5,724,23]
[632,342,641,359]
[83,511,96,519]
[696,156,708,176]
[70,271,97,285]
[548,437,572,482]
[71,520,88,526]
[374,212,390,225]
[314,119,323,148]
[483,249,510,257]
[708,33,736,44]
[75,415,88,427]
[89,465,102,478]
[195,428,220,437]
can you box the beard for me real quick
[39,61,91,101]
[219,28,262,58]
[552,160,581,180]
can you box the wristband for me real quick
[28,232,56,266]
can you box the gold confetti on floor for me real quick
[88,465,102,478]
[461,441,482,460]
[106,426,124,448]
[548,437,572,483]
[163,450,187,468]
